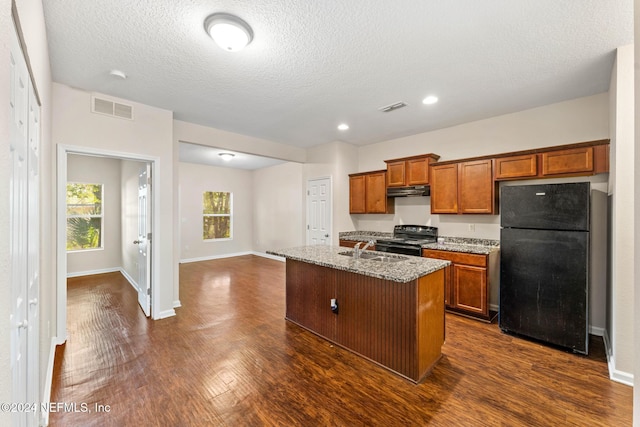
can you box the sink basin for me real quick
[338,251,407,263]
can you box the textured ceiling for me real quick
[178,142,287,170]
[43,1,633,149]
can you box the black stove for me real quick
[375,225,438,256]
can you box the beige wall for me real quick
[66,155,123,275]
[179,162,254,261]
[52,83,176,318]
[634,0,640,420]
[253,162,305,253]
[609,44,635,384]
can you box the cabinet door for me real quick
[458,159,495,214]
[452,264,488,316]
[430,164,459,214]
[406,158,430,185]
[349,175,366,214]
[386,161,406,187]
[365,172,388,213]
[494,154,537,180]
[541,147,593,176]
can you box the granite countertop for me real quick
[267,245,450,283]
[338,230,499,255]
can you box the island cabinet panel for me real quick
[284,259,445,383]
[285,261,337,340]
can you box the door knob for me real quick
[324,234,329,238]
[17,320,28,329]
[133,240,142,244]
[29,298,38,306]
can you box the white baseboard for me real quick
[157,308,176,319]
[180,251,253,264]
[252,251,285,262]
[489,304,499,313]
[66,267,121,278]
[119,268,139,292]
[173,300,182,309]
[602,329,633,386]
[42,337,60,426]
[589,325,605,337]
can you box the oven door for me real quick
[375,241,422,256]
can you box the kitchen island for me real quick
[268,245,450,383]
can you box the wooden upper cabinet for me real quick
[385,154,440,187]
[458,159,495,214]
[365,171,389,213]
[494,154,537,180]
[349,175,366,214]
[386,161,406,187]
[541,147,593,176]
[349,171,394,214]
[430,164,459,214]
[431,159,496,215]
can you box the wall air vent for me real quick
[378,101,408,113]
[91,95,134,120]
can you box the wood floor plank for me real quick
[50,255,632,426]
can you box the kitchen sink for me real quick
[338,251,407,263]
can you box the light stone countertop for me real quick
[267,245,450,283]
[338,231,499,255]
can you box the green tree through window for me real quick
[66,183,103,250]
[203,191,232,240]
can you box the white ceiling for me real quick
[178,142,287,170]
[43,1,633,152]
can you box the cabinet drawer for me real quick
[494,154,537,180]
[541,147,593,176]
[422,249,487,267]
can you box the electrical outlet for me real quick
[468,224,475,232]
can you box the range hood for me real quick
[387,185,430,197]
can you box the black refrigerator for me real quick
[499,182,590,354]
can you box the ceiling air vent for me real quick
[91,95,134,120]
[378,101,407,113]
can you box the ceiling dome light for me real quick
[219,152,235,161]
[337,123,349,131]
[422,95,439,105]
[204,13,253,52]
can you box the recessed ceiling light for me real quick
[422,95,439,105]
[337,123,349,131]
[219,152,235,161]
[204,13,253,52]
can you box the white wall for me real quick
[609,44,635,384]
[179,162,254,261]
[304,141,359,245]
[354,94,610,240]
[634,0,640,420]
[52,83,176,318]
[66,155,122,275]
[253,162,305,253]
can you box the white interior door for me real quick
[136,164,151,316]
[307,177,332,245]
[10,23,40,427]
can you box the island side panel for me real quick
[417,268,445,380]
[335,270,418,381]
[285,260,337,341]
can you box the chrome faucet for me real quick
[353,240,375,259]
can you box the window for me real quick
[203,191,232,240]
[66,183,103,251]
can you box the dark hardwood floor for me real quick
[51,255,632,426]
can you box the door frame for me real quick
[306,176,333,245]
[56,144,161,342]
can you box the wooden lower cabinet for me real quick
[422,249,498,322]
[285,259,445,382]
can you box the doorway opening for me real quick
[56,145,160,342]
